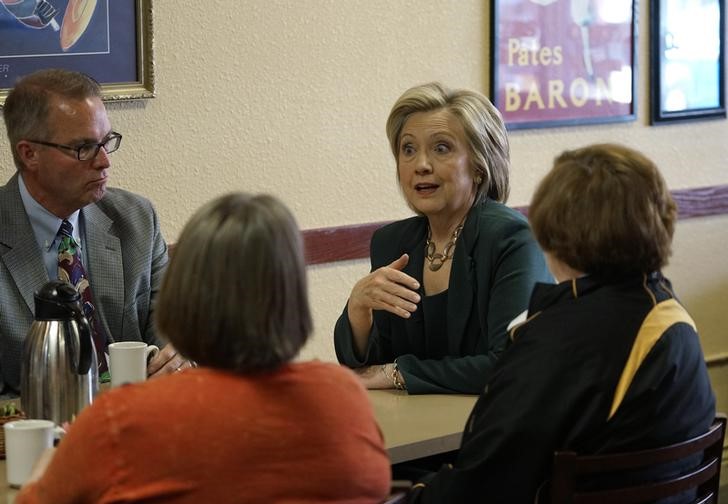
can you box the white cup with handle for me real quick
[4,419,55,487]
[108,341,160,388]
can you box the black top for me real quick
[421,290,449,360]
[410,272,716,503]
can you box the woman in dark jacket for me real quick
[408,144,716,502]
[334,82,550,394]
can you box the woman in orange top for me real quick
[18,193,391,504]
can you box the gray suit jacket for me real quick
[0,173,169,394]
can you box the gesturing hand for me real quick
[346,254,420,358]
[349,253,421,320]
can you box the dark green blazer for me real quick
[334,199,551,394]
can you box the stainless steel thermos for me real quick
[21,280,98,425]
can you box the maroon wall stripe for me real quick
[302,184,728,265]
[671,184,728,219]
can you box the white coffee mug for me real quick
[4,419,55,487]
[108,341,160,388]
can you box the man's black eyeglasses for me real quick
[27,132,122,161]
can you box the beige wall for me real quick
[1,0,726,435]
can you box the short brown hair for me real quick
[386,82,511,203]
[155,193,312,372]
[529,143,677,277]
[3,69,102,170]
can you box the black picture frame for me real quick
[490,0,637,130]
[0,0,154,106]
[650,0,726,123]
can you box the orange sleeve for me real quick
[16,394,117,504]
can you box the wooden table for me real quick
[369,389,478,464]
[0,460,17,503]
[0,397,20,502]
[0,390,479,501]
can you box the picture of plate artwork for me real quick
[0,0,152,106]
[60,0,98,50]
[0,0,99,51]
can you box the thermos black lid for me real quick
[34,280,81,320]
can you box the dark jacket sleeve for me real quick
[334,210,551,394]
[333,301,385,366]
[407,327,588,503]
[397,217,551,394]
[333,226,395,367]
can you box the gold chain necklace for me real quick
[425,219,465,272]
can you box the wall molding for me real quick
[706,352,728,368]
[303,184,728,265]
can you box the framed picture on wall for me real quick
[0,0,154,106]
[650,0,726,123]
[490,0,637,129]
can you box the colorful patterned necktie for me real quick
[57,219,108,374]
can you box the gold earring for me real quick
[474,176,482,184]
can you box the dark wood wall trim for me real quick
[303,221,390,265]
[671,184,728,219]
[302,184,728,265]
[706,352,728,368]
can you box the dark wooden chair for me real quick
[382,480,412,504]
[546,414,726,504]
[382,493,407,504]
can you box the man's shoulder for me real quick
[0,175,28,232]
[89,187,158,232]
[97,187,154,210]
[0,173,20,199]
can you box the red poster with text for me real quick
[492,0,635,128]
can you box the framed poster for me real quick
[650,0,725,123]
[490,0,637,129]
[0,0,154,106]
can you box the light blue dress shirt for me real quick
[17,174,87,281]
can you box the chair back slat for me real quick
[573,421,724,474]
[381,494,407,504]
[573,457,717,504]
[546,414,727,504]
[693,494,716,504]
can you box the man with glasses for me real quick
[0,69,190,396]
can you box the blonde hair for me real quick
[386,82,510,203]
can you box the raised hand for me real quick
[347,254,420,356]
